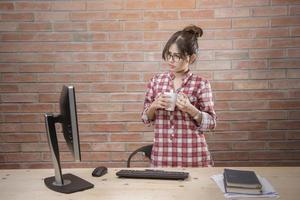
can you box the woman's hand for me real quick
[176,93,193,113]
[150,94,171,110]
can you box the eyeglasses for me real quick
[166,52,183,62]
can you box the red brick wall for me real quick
[0,0,300,169]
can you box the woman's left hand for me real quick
[176,93,193,113]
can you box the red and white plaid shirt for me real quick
[142,71,216,167]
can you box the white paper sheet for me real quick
[211,174,279,199]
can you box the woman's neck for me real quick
[173,68,189,78]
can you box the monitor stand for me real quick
[44,113,94,194]
[44,173,94,194]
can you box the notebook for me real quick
[223,168,262,189]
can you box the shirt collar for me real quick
[168,69,193,83]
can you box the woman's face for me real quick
[166,43,189,73]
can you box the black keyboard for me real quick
[116,169,189,180]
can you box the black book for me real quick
[223,168,262,191]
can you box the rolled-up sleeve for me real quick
[141,76,156,126]
[195,80,216,132]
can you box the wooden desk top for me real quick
[0,167,299,200]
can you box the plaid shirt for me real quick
[142,71,216,167]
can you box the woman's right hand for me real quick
[150,94,171,110]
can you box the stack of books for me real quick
[223,168,262,195]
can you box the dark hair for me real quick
[162,25,203,62]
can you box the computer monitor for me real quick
[44,85,94,194]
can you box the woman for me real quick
[142,25,217,167]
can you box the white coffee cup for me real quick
[164,92,177,111]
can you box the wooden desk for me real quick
[0,167,299,200]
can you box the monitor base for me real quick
[44,173,94,194]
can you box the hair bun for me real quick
[183,25,203,38]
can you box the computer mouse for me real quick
[92,166,108,177]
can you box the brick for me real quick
[250,69,286,79]
[78,113,108,122]
[290,6,300,15]
[53,22,87,31]
[17,22,52,31]
[0,3,14,10]
[91,123,125,132]
[215,50,249,60]
[233,0,270,7]
[254,28,289,38]
[144,31,173,41]
[232,60,267,69]
[124,21,159,31]
[2,94,38,103]
[231,122,268,131]
[0,85,18,93]
[287,49,300,58]
[15,2,51,10]
[125,0,161,9]
[108,53,144,62]
[289,111,300,119]
[233,39,269,49]
[52,1,86,11]
[210,81,233,90]
[86,0,123,10]
[35,12,69,21]
[196,0,232,8]
[215,91,285,100]
[232,142,266,150]
[271,38,300,48]
[73,53,106,62]
[127,42,160,51]
[145,11,178,20]
[0,144,21,152]
[92,83,125,92]
[0,13,34,21]
[229,101,269,110]
[5,153,42,162]
[252,6,288,16]
[20,64,54,72]
[270,101,300,109]
[109,31,143,41]
[219,111,287,120]
[214,70,249,80]
[91,143,125,151]
[110,93,144,102]
[88,63,123,72]
[180,10,214,19]
[214,29,255,39]
[272,17,300,26]
[270,120,300,130]
[212,152,249,161]
[270,80,300,89]
[81,152,110,161]
[270,59,300,68]
[269,141,300,150]
[287,69,300,78]
[20,103,54,113]
[124,62,159,72]
[250,49,285,59]
[232,18,269,28]
[0,22,18,31]
[109,113,140,121]
[109,11,143,20]
[89,21,121,31]
[4,114,40,123]
[233,80,269,90]
[272,0,300,5]
[159,19,231,30]
[86,103,123,112]
[198,40,232,50]
[291,27,300,36]
[194,61,231,70]
[215,8,250,18]
[161,0,196,9]
[111,133,144,142]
